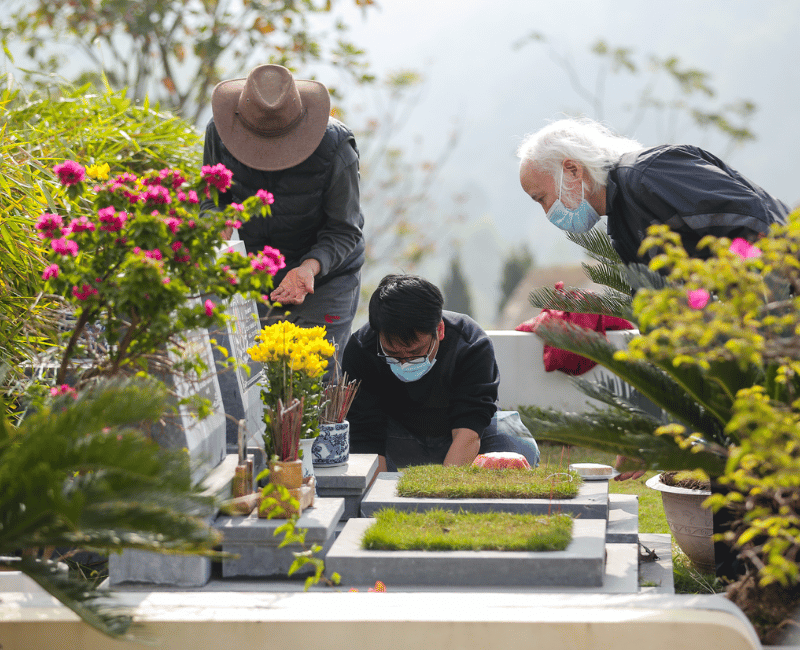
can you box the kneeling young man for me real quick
[342,274,539,472]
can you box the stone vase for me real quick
[646,473,714,572]
[312,420,350,467]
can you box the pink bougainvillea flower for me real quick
[72,284,98,301]
[687,288,711,310]
[144,184,171,205]
[163,216,182,233]
[53,160,85,186]
[225,219,243,229]
[42,263,60,280]
[171,241,184,252]
[249,245,286,275]
[36,212,63,233]
[144,168,185,190]
[201,163,234,192]
[204,299,215,317]
[51,237,79,256]
[145,249,163,261]
[50,384,77,399]
[729,238,762,259]
[177,189,200,204]
[98,206,127,232]
[67,216,96,234]
[230,203,244,212]
[256,189,275,205]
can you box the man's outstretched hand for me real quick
[614,455,646,481]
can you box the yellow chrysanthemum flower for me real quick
[86,162,111,181]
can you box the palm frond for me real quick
[566,228,622,265]
[581,260,632,296]
[624,262,669,292]
[531,321,729,445]
[518,405,727,476]
[528,285,635,320]
[0,377,223,637]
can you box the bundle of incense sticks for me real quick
[265,396,304,461]
[319,372,361,424]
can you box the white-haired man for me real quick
[517,117,790,266]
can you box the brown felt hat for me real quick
[211,64,331,171]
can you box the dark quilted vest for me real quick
[207,118,364,284]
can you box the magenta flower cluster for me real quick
[201,163,234,192]
[256,189,275,205]
[98,206,127,232]
[53,160,85,186]
[249,246,286,275]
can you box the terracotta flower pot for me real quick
[646,473,714,573]
[258,460,315,518]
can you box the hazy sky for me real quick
[333,0,800,272]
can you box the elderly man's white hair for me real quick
[517,118,642,190]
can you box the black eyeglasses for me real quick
[377,336,435,365]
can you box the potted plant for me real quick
[313,372,361,467]
[247,320,336,480]
[645,471,713,573]
[517,217,800,642]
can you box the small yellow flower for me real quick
[86,162,111,181]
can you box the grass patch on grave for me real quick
[362,508,573,552]
[396,465,580,499]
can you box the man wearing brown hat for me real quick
[202,64,365,355]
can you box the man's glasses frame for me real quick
[377,336,435,365]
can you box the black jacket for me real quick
[201,117,365,287]
[606,144,790,265]
[341,311,499,457]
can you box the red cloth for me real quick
[516,282,633,376]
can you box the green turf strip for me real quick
[396,464,580,499]
[362,508,573,552]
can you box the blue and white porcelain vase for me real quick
[312,420,350,467]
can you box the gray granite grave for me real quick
[360,472,610,519]
[210,240,266,453]
[326,517,606,588]
[108,454,241,587]
[314,454,379,520]
[215,498,344,578]
[148,317,227,484]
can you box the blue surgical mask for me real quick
[390,358,436,383]
[546,172,600,233]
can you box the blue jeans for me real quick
[384,412,540,471]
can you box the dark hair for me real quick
[368,274,443,345]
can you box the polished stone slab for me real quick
[326,517,606,588]
[314,454,379,520]
[360,472,609,519]
[607,493,639,544]
[215,498,344,578]
[210,240,265,453]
